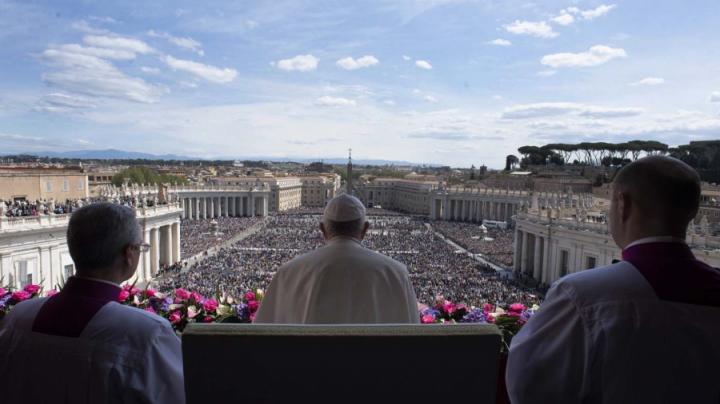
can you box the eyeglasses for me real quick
[131,242,151,253]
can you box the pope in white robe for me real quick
[255,194,419,324]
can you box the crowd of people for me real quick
[158,212,541,308]
[432,221,515,268]
[0,195,165,217]
[179,217,264,258]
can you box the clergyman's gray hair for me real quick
[323,218,365,238]
[67,202,142,274]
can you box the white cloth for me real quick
[625,235,686,249]
[506,261,720,404]
[255,237,419,324]
[323,194,366,222]
[0,297,185,404]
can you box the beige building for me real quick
[356,178,439,215]
[301,174,341,207]
[0,167,89,202]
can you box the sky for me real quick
[1,0,719,168]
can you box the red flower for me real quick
[145,288,156,297]
[46,290,58,297]
[509,303,526,313]
[191,292,204,303]
[248,300,259,313]
[118,290,130,302]
[11,291,31,303]
[203,298,218,313]
[244,291,256,302]
[202,316,213,323]
[421,314,436,324]
[168,310,182,324]
[482,303,494,314]
[175,288,191,300]
[0,288,6,296]
[23,284,41,294]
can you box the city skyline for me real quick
[1,0,720,167]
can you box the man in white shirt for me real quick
[255,194,419,324]
[0,203,185,403]
[507,156,720,403]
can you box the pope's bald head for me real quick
[613,156,701,228]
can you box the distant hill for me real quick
[11,149,195,161]
[3,149,433,166]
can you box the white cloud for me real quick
[551,12,575,26]
[536,69,557,77]
[35,93,98,113]
[541,45,627,68]
[487,38,512,46]
[245,20,258,29]
[315,96,356,107]
[504,20,558,38]
[55,43,136,60]
[415,60,432,70]
[163,55,237,83]
[336,55,379,70]
[501,102,642,119]
[424,95,438,102]
[274,54,319,72]
[710,92,720,102]
[83,35,154,55]
[402,55,411,61]
[148,30,204,56]
[141,66,160,74]
[629,77,665,86]
[383,100,396,106]
[71,20,109,35]
[581,4,616,20]
[41,48,165,103]
[88,16,117,24]
[492,95,503,100]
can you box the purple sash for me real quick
[622,242,720,307]
[32,276,121,337]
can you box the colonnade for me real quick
[176,193,269,219]
[513,227,552,284]
[138,221,181,281]
[430,197,520,223]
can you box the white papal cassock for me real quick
[255,237,420,324]
[506,240,720,404]
[0,277,185,404]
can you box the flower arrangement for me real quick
[0,283,48,322]
[2,282,538,347]
[420,296,539,351]
[116,282,264,333]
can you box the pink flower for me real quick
[191,292,204,302]
[443,301,456,315]
[0,288,6,296]
[11,291,31,302]
[23,284,41,294]
[145,288,156,297]
[202,298,218,313]
[202,316,213,323]
[509,303,526,313]
[248,300,259,313]
[249,313,256,322]
[129,287,140,296]
[244,291,256,302]
[118,290,130,302]
[482,303,494,314]
[175,288,191,300]
[46,289,58,297]
[144,306,156,314]
[187,306,198,319]
[421,314,436,324]
[486,314,495,323]
[168,310,182,324]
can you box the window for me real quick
[62,179,69,192]
[78,180,84,190]
[46,181,52,192]
[559,250,569,277]
[64,264,74,279]
[586,256,597,269]
[16,261,31,288]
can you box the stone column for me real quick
[249,196,255,216]
[461,200,467,221]
[430,198,437,220]
[150,227,159,276]
[262,196,269,217]
[163,225,173,267]
[172,222,181,263]
[224,196,229,217]
[141,229,151,281]
[209,197,215,218]
[533,236,542,281]
[542,235,550,284]
[239,196,245,217]
[229,196,235,217]
[514,229,522,272]
[520,230,528,274]
[201,197,207,219]
[443,199,451,220]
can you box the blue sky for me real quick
[1,0,719,168]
